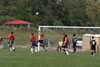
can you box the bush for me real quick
[0,16,17,25]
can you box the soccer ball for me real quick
[12,47,16,51]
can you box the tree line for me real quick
[0,0,100,27]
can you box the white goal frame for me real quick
[38,26,100,51]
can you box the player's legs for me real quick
[59,46,62,51]
[62,46,66,53]
[73,43,76,53]
[91,45,95,56]
[65,45,69,55]
[9,40,14,52]
[30,42,38,54]
[57,46,59,51]
[34,44,38,53]
[57,46,62,51]
[39,40,47,52]
[93,45,96,55]
[31,46,33,54]
[30,42,34,54]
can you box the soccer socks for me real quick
[12,47,15,51]
[66,51,69,55]
[10,48,12,52]
[31,48,38,54]
[12,47,15,50]
[31,48,33,54]
[35,48,38,53]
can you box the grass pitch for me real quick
[0,48,100,67]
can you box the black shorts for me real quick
[39,40,43,44]
[73,43,76,48]
[62,45,66,48]
[62,46,65,48]
[91,45,96,50]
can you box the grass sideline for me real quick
[0,48,100,67]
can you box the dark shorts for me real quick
[30,42,36,47]
[62,46,65,48]
[91,45,96,50]
[63,45,69,49]
[9,40,14,45]
[39,40,43,44]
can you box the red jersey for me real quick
[65,37,69,45]
[39,33,43,40]
[8,34,15,40]
[30,35,36,42]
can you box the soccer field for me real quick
[0,49,100,67]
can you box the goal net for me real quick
[38,26,100,51]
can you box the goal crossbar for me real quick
[39,26,100,30]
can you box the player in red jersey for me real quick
[8,32,15,52]
[30,33,38,54]
[64,34,70,55]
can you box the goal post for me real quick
[38,26,100,51]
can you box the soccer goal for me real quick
[38,26,100,51]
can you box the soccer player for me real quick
[30,33,38,54]
[64,34,70,55]
[62,33,66,53]
[8,32,15,52]
[90,36,97,56]
[57,40,63,51]
[72,34,77,53]
[38,32,47,52]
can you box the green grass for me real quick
[0,48,100,67]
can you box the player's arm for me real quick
[64,40,66,46]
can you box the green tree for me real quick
[53,20,63,26]
[0,16,17,25]
[86,1,100,26]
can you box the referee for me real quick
[90,36,97,56]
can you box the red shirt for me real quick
[65,37,69,45]
[39,33,43,40]
[30,35,36,42]
[8,34,15,40]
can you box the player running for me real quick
[8,32,15,52]
[63,34,70,55]
[30,32,38,54]
[90,36,97,56]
